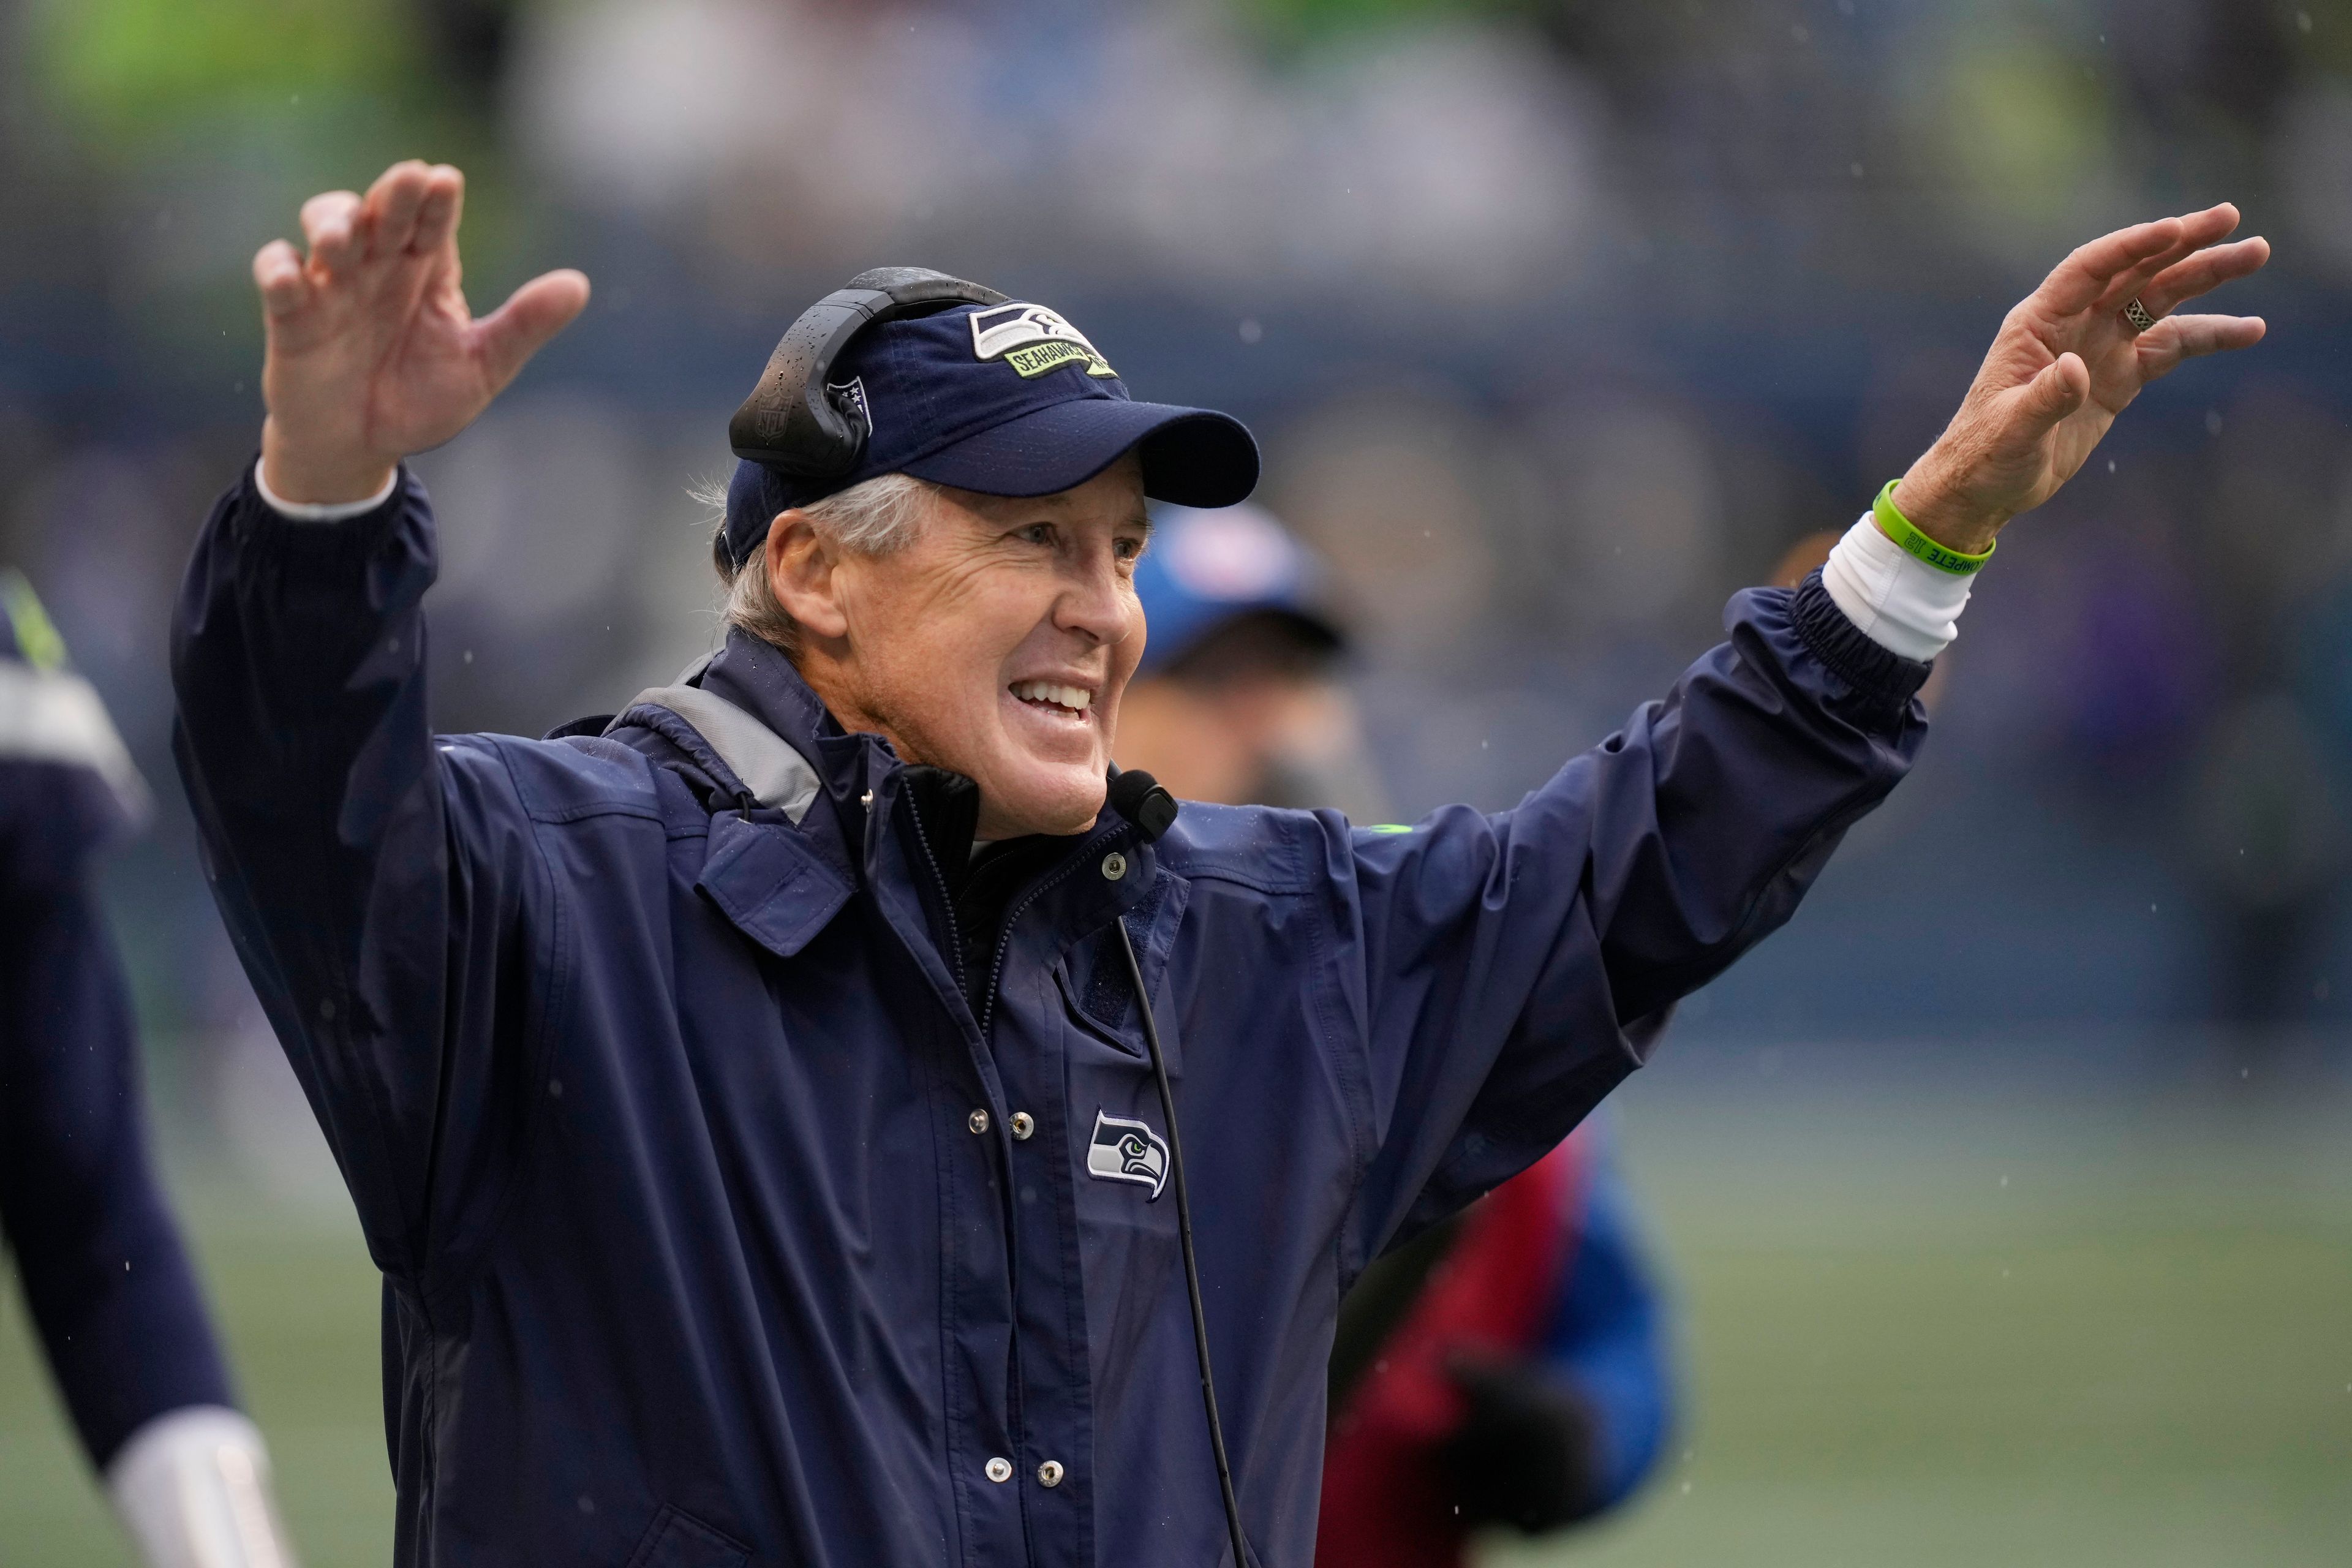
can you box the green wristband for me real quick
[1872,480,1993,576]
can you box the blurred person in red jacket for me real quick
[1115,505,1676,1566]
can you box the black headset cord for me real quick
[1104,769,1251,1568]
[1114,916,1251,1568]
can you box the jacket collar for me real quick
[692,628,899,858]
[698,629,856,788]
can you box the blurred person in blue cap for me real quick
[173,160,2267,1567]
[1,573,298,1568]
[1120,507,1676,1564]
[1114,502,1372,816]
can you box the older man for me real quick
[173,160,2267,1568]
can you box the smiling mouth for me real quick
[1009,679,1095,720]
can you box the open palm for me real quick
[1896,204,2268,553]
[256,161,589,503]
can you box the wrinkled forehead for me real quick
[937,452,1152,532]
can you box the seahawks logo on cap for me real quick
[1086,1110,1168,1200]
[970,303,1118,380]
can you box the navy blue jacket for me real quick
[171,466,1927,1567]
[2,593,235,1469]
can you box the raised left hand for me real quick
[1893,204,2269,554]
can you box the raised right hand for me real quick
[1890,203,2266,555]
[254,160,590,504]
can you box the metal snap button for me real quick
[1100,851,1128,881]
[967,1109,990,1135]
[1008,1112,1035,1140]
[1037,1460,1065,1488]
[984,1457,1013,1483]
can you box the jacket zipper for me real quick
[976,820,1136,1039]
[905,788,1091,1500]
[899,791,968,1000]
[969,816,1132,1499]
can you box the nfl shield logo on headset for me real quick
[1087,1110,1169,1200]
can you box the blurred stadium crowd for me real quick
[2,0,2350,1194]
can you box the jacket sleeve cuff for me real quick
[1819,511,1976,660]
[228,456,417,567]
[251,458,399,520]
[1788,568,1932,723]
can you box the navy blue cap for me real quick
[723,300,1258,569]
[1132,503,1344,678]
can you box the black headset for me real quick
[727,266,1008,475]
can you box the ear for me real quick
[765,509,850,640]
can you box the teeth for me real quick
[1010,680,1093,714]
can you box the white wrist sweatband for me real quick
[1820,511,1977,662]
[253,459,397,521]
[105,1406,298,1568]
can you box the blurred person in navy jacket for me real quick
[1114,505,1673,1564]
[172,159,2266,1566]
[0,573,296,1567]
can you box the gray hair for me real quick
[698,472,940,655]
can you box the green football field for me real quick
[5,1044,2348,1566]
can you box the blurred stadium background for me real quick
[2,0,2350,1561]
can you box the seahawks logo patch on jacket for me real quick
[1086,1110,1168,1200]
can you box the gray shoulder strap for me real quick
[617,682,822,824]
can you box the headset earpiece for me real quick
[727,267,1009,476]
